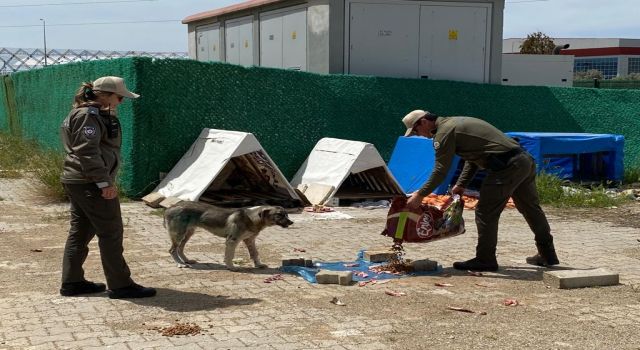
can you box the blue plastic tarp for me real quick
[507,132,625,181]
[387,136,461,195]
[281,250,442,283]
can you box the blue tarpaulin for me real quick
[387,133,625,193]
[506,132,625,181]
[387,136,461,195]
[280,250,442,283]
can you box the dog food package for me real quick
[381,195,465,243]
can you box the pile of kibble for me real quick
[160,323,202,337]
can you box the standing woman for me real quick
[59,76,156,299]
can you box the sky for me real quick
[0,0,638,52]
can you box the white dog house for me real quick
[183,0,505,83]
[149,129,303,208]
[290,138,404,205]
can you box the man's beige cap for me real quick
[93,76,140,99]
[402,109,428,136]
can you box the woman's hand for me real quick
[101,186,118,199]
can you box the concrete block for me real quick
[364,249,396,263]
[543,268,619,289]
[410,259,438,272]
[141,192,165,208]
[159,196,182,208]
[316,270,352,285]
[281,257,306,267]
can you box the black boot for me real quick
[453,257,499,272]
[108,283,156,299]
[60,280,106,296]
[526,242,560,267]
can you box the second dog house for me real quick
[291,137,404,205]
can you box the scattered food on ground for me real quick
[504,298,520,307]
[159,323,201,337]
[264,274,285,283]
[385,290,407,297]
[293,247,306,253]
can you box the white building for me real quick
[183,0,507,84]
[504,38,640,79]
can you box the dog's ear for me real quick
[259,208,272,219]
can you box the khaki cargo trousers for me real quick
[475,152,555,260]
[61,183,134,289]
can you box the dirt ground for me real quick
[1,177,640,350]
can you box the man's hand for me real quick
[101,186,118,199]
[406,191,425,210]
[451,185,465,196]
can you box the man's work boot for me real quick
[60,280,106,296]
[526,242,560,267]
[108,283,156,299]
[453,257,499,272]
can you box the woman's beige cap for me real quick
[93,76,140,99]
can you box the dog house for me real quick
[183,0,506,83]
[148,129,303,208]
[290,137,404,205]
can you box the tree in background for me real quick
[519,32,556,54]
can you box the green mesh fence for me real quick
[0,76,8,131]
[2,57,640,197]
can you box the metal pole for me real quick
[40,18,47,67]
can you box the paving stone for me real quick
[543,268,620,289]
[159,196,183,208]
[410,259,438,272]
[282,257,306,266]
[142,192,165,208]
[364,249,395,263]
[316,270,352,285]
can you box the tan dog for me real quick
[163,201,293,270]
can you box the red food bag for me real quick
[381,195,466,243]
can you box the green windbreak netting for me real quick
[0,76,9,131]
[3,56,640,196]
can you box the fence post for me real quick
[593,78,600,88]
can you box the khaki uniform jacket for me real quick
[418,117,520,196]
[60,106,121,187]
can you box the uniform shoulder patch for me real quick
[433,141,440,150]
[87,106,99,116]
[83,126,97,138]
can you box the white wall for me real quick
[501,54,574,87]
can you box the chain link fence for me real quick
[0,48,188,75]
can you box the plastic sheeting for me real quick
[281,250,442,283]
[507,132,625,181]
[387,136,461,195]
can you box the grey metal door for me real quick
[419,4,490,83]
[348,2,420,78]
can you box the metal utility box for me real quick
[260,7,307,71]
[225,15,254,66]
[183,0,505,83]
[196,24,221,62]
